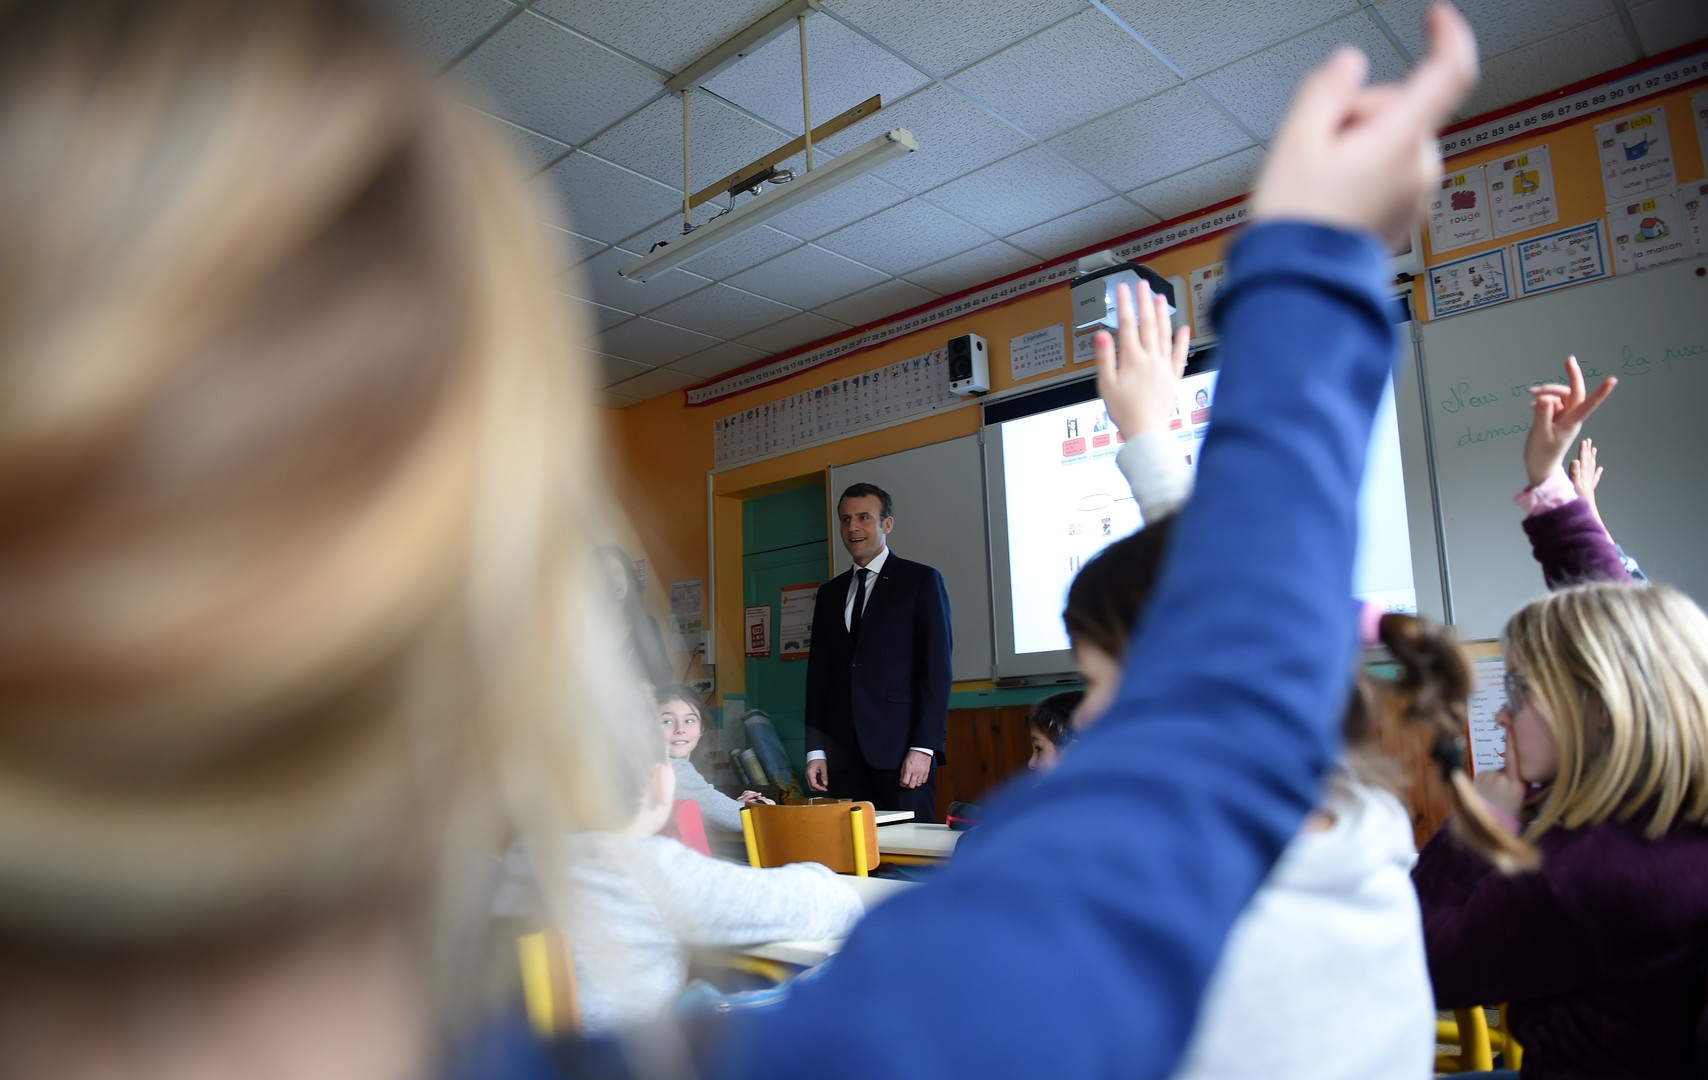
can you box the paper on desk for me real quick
[1466,657,1507,775]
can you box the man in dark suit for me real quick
[804,483,952,822]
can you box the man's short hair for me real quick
[839,482,893,520]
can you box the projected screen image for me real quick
[999,372,1415,658]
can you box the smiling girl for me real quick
[658,686,771,836]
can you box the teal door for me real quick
[742,482,827,783]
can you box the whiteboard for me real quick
[829,435,994,682]
[1418,257,1708,640]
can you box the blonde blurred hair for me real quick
[1503,583,1708,841]
[0,0,642,970]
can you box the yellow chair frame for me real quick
[740,802,875,876]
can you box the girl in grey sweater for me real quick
[659,686,771,836]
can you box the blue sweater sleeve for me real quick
[708,223,1397,1079]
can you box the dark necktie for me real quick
[849,567,871,645]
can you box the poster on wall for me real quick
[777,584,817,660]
[1679,180,1708,257]
[1427,165,1492,253]
[1009,325,1067,381]
[1489,145,1559,236]
[1466,658,1508,776]
[743,605,771,659]
[1596,106,1674,201]
[1513,221,1608,297]
[1427,248,1511,319]
[669,578,704,654]
[1694,90,1708,176]
[1607,192,1690,274]
[1188,261,1228,338]
[1072,328,1098,365]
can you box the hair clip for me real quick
[1430,731,1466,781]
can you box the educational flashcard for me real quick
[1427,248,1512,319]
[1596,107,1674,201]
[1427,165,1493,253]
[1695,90,1708,176]
[1072,328,1098,365]
[1009,324,1067,381]
[1466,658,1508,776]
[1607,191,1690,274]
[1680,181,1708,257]
[1489,145,1559,236]
[1513,221,1608,297]
[1187,261,1228,339]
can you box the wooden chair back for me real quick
[741,801,878,875]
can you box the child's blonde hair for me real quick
[1502,583,1708,841]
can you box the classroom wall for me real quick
[605,69,1708,698]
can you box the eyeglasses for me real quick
[1502,670,1530,715]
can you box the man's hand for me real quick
[1522,356,1616,487]
[1251,3,1478,248]
[899,748,933,789]
[1094,280,1191,437]
[806,759,829,792]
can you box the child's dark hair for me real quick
[1062,515,1536,871]
[1029,691,1083,747]
[1350,614,1537,871]
[654,684,705,714]
[1063,516,1174,660]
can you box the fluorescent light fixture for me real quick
[666,0,822,94]
[619,128,917,283]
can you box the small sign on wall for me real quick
[744,605,772,658]
[777,584,817,660]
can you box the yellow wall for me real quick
[606,78,1708,695]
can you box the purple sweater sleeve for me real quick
[1521,498,1631,588]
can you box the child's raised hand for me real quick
[1569,438,1603,504]
[1094,280,1190,436]
[1523,356,1616,487]
[1252,3,1478,247]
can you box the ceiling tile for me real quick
[596,389,643,409]
[563,294,635,339]
[817,277,941,326]
[605,365,703,402]
[1373,0,1615,61]
[532,0,778,72]
[814,84,1034,194]
[903,241,1036,294]
[735,310,851,353]
[377,0,517,66]
[571,247,714,312]
[764,175,912,240]
[646,284,801,339]
[1195,13,1410,140]
[727,245,890,310]
[1126,145,1266,223]
[599,318,722,365]
[1009,197,1159,262]
[472,110,572,173]
[543,224,607,268]
[620,224,805,280]
[1049,85,1252,191]
[1101,0,1360,78]
[594,353,653,386]
[1456,17,1636,121]
[450,11,663,146]
[584,91,796,191]
[816,198,994,275]
[700,14,930,134]
[826,0,1085,77]
[533,152,681,244]
[919,147,1114,235]
[670,342,771,380]
[948,11,1180,140]
[1629,0,1708,55]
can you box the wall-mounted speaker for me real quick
[947,333,989,396]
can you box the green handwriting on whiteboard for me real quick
[1454,420,1532,447]
[1623,340,1708,375]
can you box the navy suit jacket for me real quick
[804,552,952,771]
